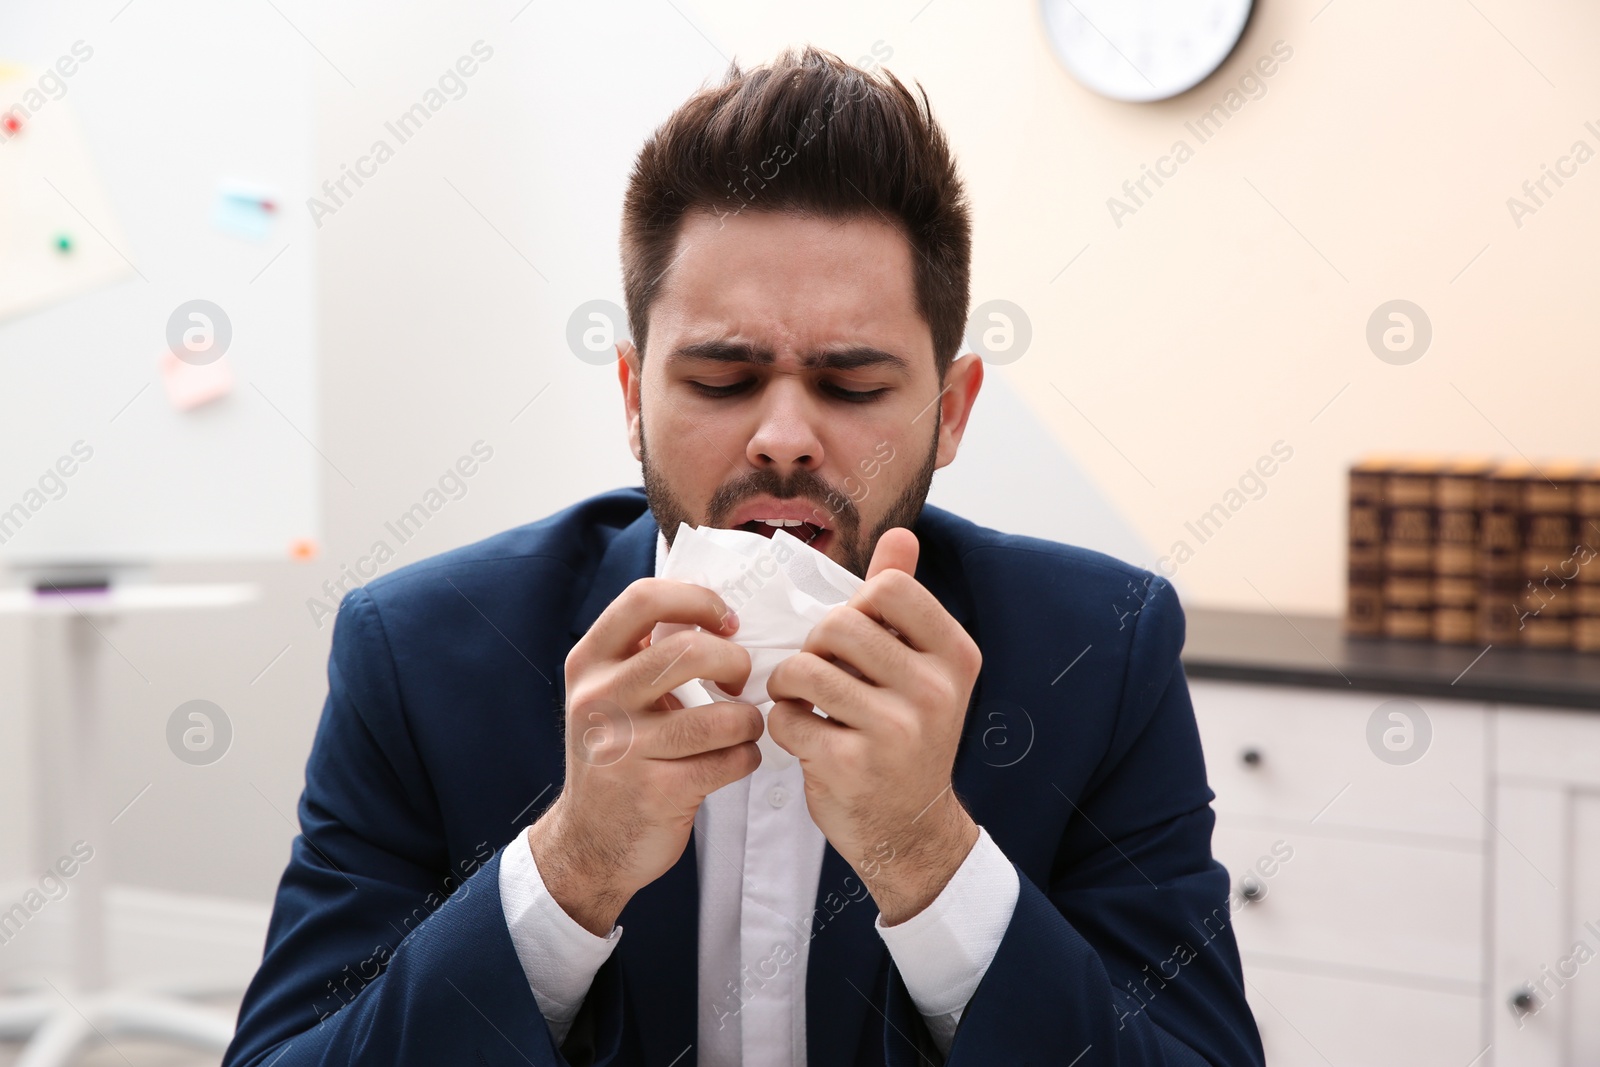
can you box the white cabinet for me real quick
[1213,824,1482,982]
[1486,707,1600,1067]
[1189,680,1600,1066]
[1194,681,1488,839]
[1190,680,1490,1066]
[1245,966,1484,1067]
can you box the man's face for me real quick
[618,208,982,579]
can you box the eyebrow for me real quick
[667,339,912,375]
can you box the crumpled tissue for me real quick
[650,521,864,767]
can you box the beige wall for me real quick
[715,0,1600,615]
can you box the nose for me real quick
[745,377,824,476]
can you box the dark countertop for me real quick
[1181,608,1600,710]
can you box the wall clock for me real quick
[1039,0,1254,102]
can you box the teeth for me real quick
[737,518,826,541]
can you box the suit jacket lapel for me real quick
[615,840,700,1065]
[805,508,978,1064]
[804,841,887,1066]
[565,503,700,1060]
[570,503,659,640]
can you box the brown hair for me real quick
[619,44,972,382]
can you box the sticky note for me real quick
[211,180,278,241]
[160,348,235,410]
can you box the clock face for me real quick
[1039,0,1254,103]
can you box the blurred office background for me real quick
[1,0,1598,1063]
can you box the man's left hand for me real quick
[766,527,982,926]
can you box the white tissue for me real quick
[650,521,865,767]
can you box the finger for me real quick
[851,529,923,647]
[865,526,919,581]
[620,627,752,710]
[844,567,969,664]
[642,700,765,761]
[583,578,739,665]
[801,602,916,691]
[767,697,841,759]
[663,739,762,800]
[767,650,874,730]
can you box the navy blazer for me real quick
[224,486,1263,1066]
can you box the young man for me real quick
[225,45,1263,1067]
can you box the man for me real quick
[225,45,1263,1067]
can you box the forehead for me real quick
[648,208,932,368]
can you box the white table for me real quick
[0,582,258,1067]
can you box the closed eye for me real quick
[826,384,889,402]
[686,380,750,399]
[687,380,888,403]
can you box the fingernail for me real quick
[721,611,739,632]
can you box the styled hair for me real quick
[619,44,972,381]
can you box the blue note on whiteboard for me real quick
[212,181,279,240]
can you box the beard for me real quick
[639,408,941,580]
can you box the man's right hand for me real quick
[527,577,760,936]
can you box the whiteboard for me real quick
[0,0,317,569]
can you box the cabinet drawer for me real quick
[1192,680,1488,840]
[1493,704,1600,784]
[1215,824,1483,982]
[1245,963,1483,1067]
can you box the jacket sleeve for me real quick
[881,574,1265,1066]
[222,586,634,1067]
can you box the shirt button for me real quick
[768,785,788,808]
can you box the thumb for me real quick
[865,526,919,581]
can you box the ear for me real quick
[618,340,642,461]
[934,351,983,470]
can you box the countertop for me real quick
[1181,607,1600,710]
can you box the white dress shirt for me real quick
[497,530,1020,1064]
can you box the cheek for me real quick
[652,411,743,489]
[844,436,902,493]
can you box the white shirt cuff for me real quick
[498,826,623,1045]
[873,824,1019,1052]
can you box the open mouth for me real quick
[735,518,829,548]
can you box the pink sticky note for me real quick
[160,348,235,410]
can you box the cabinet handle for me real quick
[1239,876,1264,902]
[1509,985,1539,1015]
[1240,747,1263,767]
